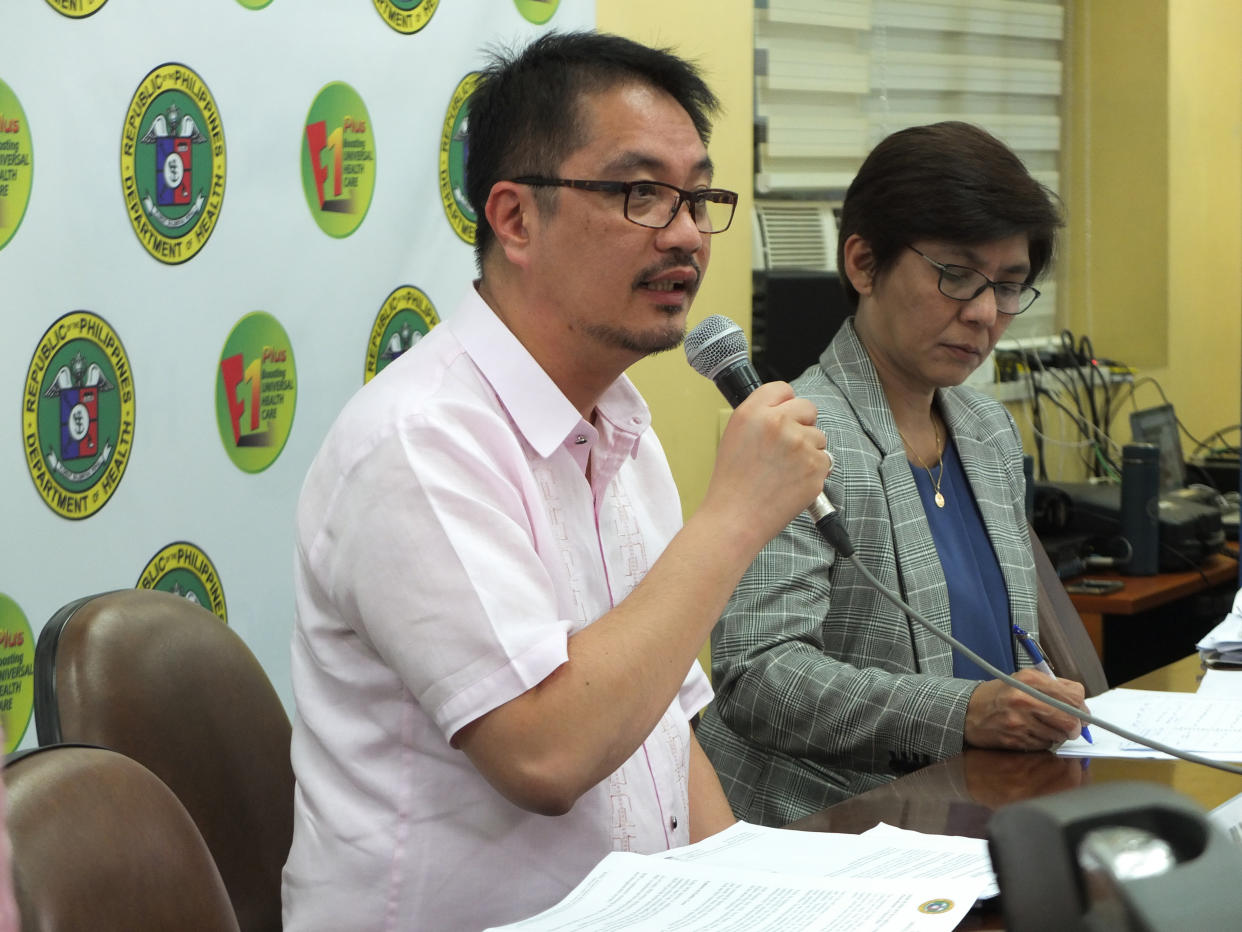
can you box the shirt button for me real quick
[669,815,678,830]
[574,435,587,445]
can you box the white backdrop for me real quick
[1,0,594,751]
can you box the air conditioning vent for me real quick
[752,200,840,272]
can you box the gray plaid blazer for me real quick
[697,317,1038,826]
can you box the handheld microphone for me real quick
[684,314,852,556]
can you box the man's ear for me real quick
[484,181,533,268]
[842,234,877,297]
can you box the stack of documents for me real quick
[1196,587,1242,666]
[1058,687,1242,760]
[485,821,993,931]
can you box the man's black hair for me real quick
[465,31,719,270]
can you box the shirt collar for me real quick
[449,286,651,461]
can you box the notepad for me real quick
[1058,688,1242,760]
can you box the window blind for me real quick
[754,0,1065,339]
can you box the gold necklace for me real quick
[898,420,946,508]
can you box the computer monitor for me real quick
[1129,404,1186,493]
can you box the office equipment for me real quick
[34,589,294,932]
[988,782,1242,932]
[1130,404,1187,493]
[1042,480,1225,572]
[751,269,854,383]
[5,744,240,932]
[1064,579,1124,595]
[1120,442,1161,575]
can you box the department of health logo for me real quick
[0,78,34,252]
[0,594,34,753]
[215,311,297,473]
[301,82,376,238]
[514,0,560,24]
[917,899,955,914]
[23,311,135,520]
[365,285,439,382]
[137,542,228,623]
[121,63,226,264]
[373,0,439,34]
[439,72,479,244]
[44,0,109,17]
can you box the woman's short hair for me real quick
[836,121,1063,308]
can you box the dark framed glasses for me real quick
[908,244,1040,315]
[509,177,738,234]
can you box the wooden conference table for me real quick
[790,654,1242,930]
[1064,551,1239,658]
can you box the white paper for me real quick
[1196,589,1242,661]
[653,820,997,899]
[1209,791,1242,847]
[1057,688,1242,760]
[1197,667,1242,699]
[484,851,987,931]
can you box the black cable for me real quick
[1065,332,1104,477]
[1113,374,1228,464]
[1078,335,1120,478]
[1022,350,1048,480]
[1032,384,1112,477]
[1190,425,1241,459]
[1031,336,1097,475]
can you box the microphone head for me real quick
[684,315,749,381]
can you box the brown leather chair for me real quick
[6,743,241,932]
[1028,523,1110,697]
[34,589,294,932]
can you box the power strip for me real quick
[979,365,1133,404]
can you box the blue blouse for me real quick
[908,439,1016,680]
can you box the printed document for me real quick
[655,820,997,899]
[485,821,993,930]
[484,851,986,931]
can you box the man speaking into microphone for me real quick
[280,32,831,932]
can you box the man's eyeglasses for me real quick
[907,245,1040,315]
[509,177,738,234]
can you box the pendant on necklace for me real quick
[934,491,945,508]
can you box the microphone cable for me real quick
[683,313,1242,775]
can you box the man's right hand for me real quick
[700,381,832,556]
[965,668,1089,751]
[454,385,829,817]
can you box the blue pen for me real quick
[1012,624,1093,744]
